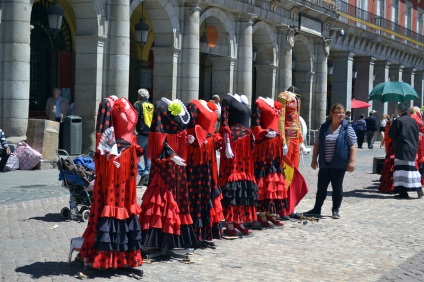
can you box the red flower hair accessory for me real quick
[274,101,283,116]
[207,101,217,112]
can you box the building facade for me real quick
[0,0,423,151]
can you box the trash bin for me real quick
[63,115,82,155]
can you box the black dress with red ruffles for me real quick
[219,94,258,224]
[186,100,224,241]
[139,98,198,249]
[252,98,287,214]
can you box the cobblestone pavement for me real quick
[1,145,424,281]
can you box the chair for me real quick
[68,237,84,264]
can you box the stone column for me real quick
[388,64,404,113]
[74,35,106,151]
[354,56,375,119]
[106,0,130,98]
[210,56,235,96]
[414,70,424,107]
[277,27,295,93]
[1,0,31,141]
[374,60,390,114]
[235,13,255,103]
[312,39,329,129]
[403,67,416,107]
[255,64,277,99]
[152,47,179,100]
[331,51,354,111]
[180,1,200,103]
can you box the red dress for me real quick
[80,97,143,269]
[186,100,224,241]
[252,98,287,214]
[139,98,197,249]
[379,122,394,193]
[410,112,424,185]
[219,94,258,224]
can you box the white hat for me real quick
[370,110,377,114]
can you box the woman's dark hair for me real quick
[360,114,365,118]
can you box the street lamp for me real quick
[135,19,150,45]
[292,55,297,70]
[252,45,258,62]
[353,65,358,79]
[327,60,334,75]
[135,2,150,45]
[47,1,64,34]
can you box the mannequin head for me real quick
[112,97,137,142]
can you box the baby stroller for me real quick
[56,149,95,222]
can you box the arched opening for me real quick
[199,15,232,100]
[292,37,313,127]
[252,24,277,101]
[30,0,74,117]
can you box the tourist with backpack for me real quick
[134,88,154,186]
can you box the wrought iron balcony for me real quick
[338,1,424,48]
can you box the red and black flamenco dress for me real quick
[219,94,258,224]
[79,97,143,269]
[139,98,198,249]
[410,112,424,185]
[252,98,287,214]
[186,100,224,241]
[379,121,395,193]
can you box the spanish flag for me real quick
[283,156,309,216]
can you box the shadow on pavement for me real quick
[16,261,143,280]
[28,213,65,223]
[325,185,395,200]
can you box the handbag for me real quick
[5,153,19,171]
[15,141,42,170]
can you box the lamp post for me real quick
[252,45,258,63]
[327,60,334,75]
[135,2,150,46]
[47,2,64,34]
[135,19,150,45]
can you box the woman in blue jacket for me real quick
[304,104,357,219]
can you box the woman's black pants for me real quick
[314,168,346,213]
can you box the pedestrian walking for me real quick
[389,103,423,199]
[304,103,357,219]
[212,94,221,132]
[365,110,377,149]
[45,88,70,149]
[353,114,366,149]
[134,88,153,186]
[379,113,389,148]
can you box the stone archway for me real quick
[199,8,236,99]
[252,21,278,100]
[293,34,314,128]
[130,0,181,100]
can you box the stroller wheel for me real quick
[81,209,90,222]
[61,207,71,220]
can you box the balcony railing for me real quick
[338,1,424,47]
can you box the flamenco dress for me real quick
[379,122,395,193]
[79,97,143,269]
[139,98,198,249]
[219,94,258,225]
[410,112,424,185]
[186,100,224,241]
[252,97,287,217]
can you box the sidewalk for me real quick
[1,146,423,281]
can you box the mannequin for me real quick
[219,93,259,235]
[277,90,306,168]
[79,97,144,274]
[252,97,286,227]
[186,99,224,242]
[139,97,198,250]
